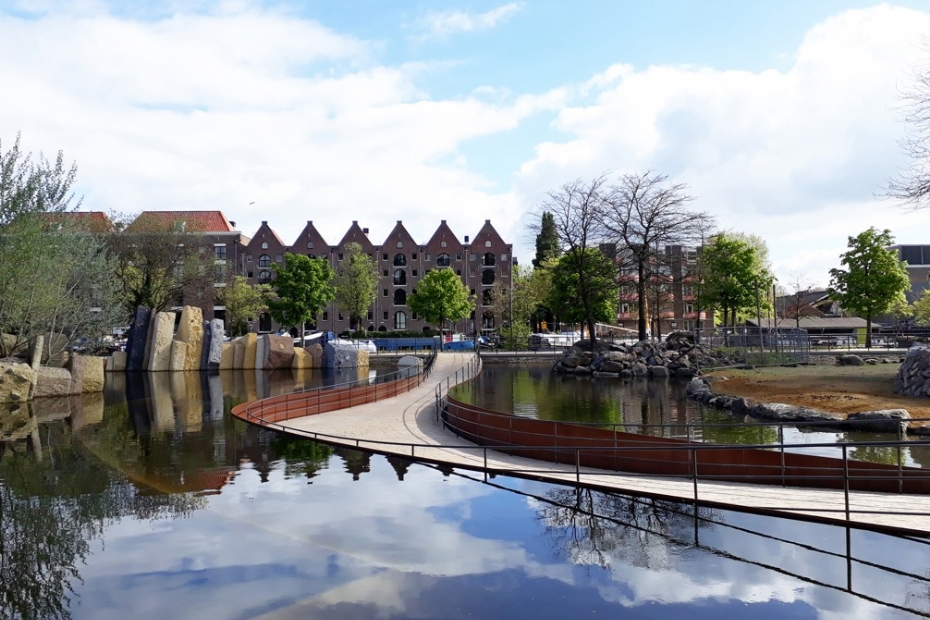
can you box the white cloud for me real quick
[415,2,524,40]
[515,4,930,284]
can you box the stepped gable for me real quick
[337,220,377,255]
[289,220,331,259]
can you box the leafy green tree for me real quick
[547,249,617,334]
[701,234,771,327]
[488,264,543,350]
[889,292,914,325]
[108,212,216,315]
[828,227,910,348]
[0,132,80,226]
[219,276,271,337]
[268,252,336,339]
[533,211,561,268]
[333,242,378,331]
[408,268,474,343]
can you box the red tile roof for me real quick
[128,211,235,233]
[45,211,114,233]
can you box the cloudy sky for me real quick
[5,0,930,285]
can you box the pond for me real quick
[1,367,929,619]
[450,364,930,467]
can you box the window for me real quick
[383,269,389,277]
[425,253,431,261]
[396,241,403,249]
[338,313,344,320]
[412,252,418,259]
[214,263,227,283]
[322,311,329,320]
[259,254,271,268]
[307,241,314,249]
[247,271,254,278]
[394,269,407,285]
[383,289,388,297]
[246,254,253,262]
[394,289,407,305]
[367,311,373,320]
[501,253,508,262]
[337,253,344,261]
[276,254,283,263]
[470,253,476,262]
[394,311,407,330]
[484,240,491,248]
[308,253,316,259]
[456,254,462,261]
[261,242,269,249]
[383,311,388,320]
[383,253,388,260]
[620,303,630,314]
[686,303,694,314]
[482,289,493,305]
[440,241,447,248]
[482,311,495,329]
[437,253,451,267]
[213,245,227,260]
[394,254,406,266]
[456,269,462,276]
[258,270,272,284]
[412,312,418,320]
[482,252,496,266]
[412,269,418,277]
[470,289,475,295]
[482,269,495,285]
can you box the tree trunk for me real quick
[637,261,648,341]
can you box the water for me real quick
[1,367,930,618]
[451,364,930,467]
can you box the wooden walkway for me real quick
[236,352,930,537]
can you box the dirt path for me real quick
[704,364,930,419]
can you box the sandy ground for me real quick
[704,364,930,420]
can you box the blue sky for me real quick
[5,0,930,285]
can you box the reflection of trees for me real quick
[538,487,716,571]
[270,435,334,482]
[0,419,203,620]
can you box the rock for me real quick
[169,340,188,372]
[324,342,365,368]
[846,409,910,435]
[592,371,619,378]
[67,355,86,395]
[206,319,225,367]
[220,343,235,370]
[33,366,72,399]
[631,362,648,376]
[648,365,669,378]
[81,356,105,393]
[111,350,127,372]
[836,354,864,366]
[398,355,422,370]
[125,306,152,371]
[242,334,258,369]
[292,347,314,369]
[573,365,592,375]
[147,311,175,372]
[747,402,841,423]
[306,344,324,368]
[233,340,246,369]
[262,334,295,369]
[175,306,204,370]
[730,397,756,415]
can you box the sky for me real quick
[5,0,930,287]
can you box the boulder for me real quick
[836,354,864,366]
[169,340,188,372]
[747,402,841,423]
[631,362,648,376]
[324,342,364,368]
[242,334,258,369]
[147,311,175,372]
[233,340,246,369]
[125,306,152,371]
[67,355,86,395]
[262,334,295,369]
[219,343,235,370]
[82,356,105,393]
[33,366,72,399]
[206,319,225,368]
[174,306,204,370]
[306,344,324,368]
[292,347,314,369]
[846,409,911,435]
[111,350,127,372]
[648,365,669,378]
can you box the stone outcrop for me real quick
[553,337,739,378]
[33,366,72,399]
[895,345,930,396]
[324,342,369,369]
[147,311,175,372]
[174,306,204,371]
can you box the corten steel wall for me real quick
[232,374,422,425]
[443,397,930,494]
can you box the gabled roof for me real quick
[425,220,459,247]
[248,220,287,249]
[126,210,236,233]
[337,221,375,252]
[45,211,114,233]
[290,220,330,252]
[471,219,507,246]
[381,220,417,248]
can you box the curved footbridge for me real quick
[231,352,930,537]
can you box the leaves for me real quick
[333,242,378,330]
[408,267,474,330]
[268,252,336,331]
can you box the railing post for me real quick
[779,424,785,487]
[692,446,699,503]
[576,448,581,483]
[842,444,850,521]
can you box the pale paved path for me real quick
[261,352,930,536]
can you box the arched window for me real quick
[258,270,272,284]
[306,241,314,249]
[394,311,407,330]
[259,312,272,332]
[482,269,495,285]
[262,242,269,249]
[394,253,406,266]
[482,252,496,266]
[259,254,271,268]
[394,289,407,305]
[437,253,451,267]
[393,269,407,285]
[482,311,495,329]
[482,289,493,305]
[484,240,492,248]
[308,253,316,259]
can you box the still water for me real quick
[1,367,930,619]
[452,365,930,467]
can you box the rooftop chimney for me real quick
[363,228,369,234]
[230,221,236,228]
[464,235,469,243]
[262,220,268,226]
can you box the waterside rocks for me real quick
[895,345,930,397]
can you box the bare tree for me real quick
[887,62,930,209]
[784,269,814,329]
[601,172,714,341]
[533,176,616,346]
